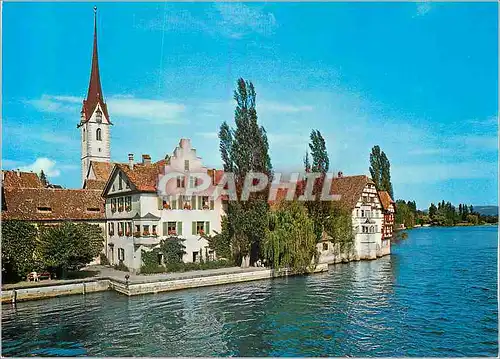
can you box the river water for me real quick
[2,226,498,356]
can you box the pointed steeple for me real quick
[81,6,109,123]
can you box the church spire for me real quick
[81,6,109,123]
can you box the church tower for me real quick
[78,6,112,186]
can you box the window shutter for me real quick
[158,197,162,210]
[163,222,168,236]
[177,222,182,235]
[172,197,177,209]
[198,196,203,209]
[192,221,196,235]
[210,199,214,210]
[179,196,184,209]
[191,196,197,210]
[205,221,210,235]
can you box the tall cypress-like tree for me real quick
[218,78,272,266]
[303,150,311,173]
[40,170,48,187]
[309,130,329,173]
[369,145,394,198]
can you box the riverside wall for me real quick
[2,263,329,303]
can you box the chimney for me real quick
[180,138,190,149]
[128,154,134,170]
[142,154,151,165]
[16,169,20,177]
[338,171,343,178]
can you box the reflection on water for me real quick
[2,226,498,357]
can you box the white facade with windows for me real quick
[103,139,224,272]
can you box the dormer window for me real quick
[37,206,52,213]
[96,128,102,141]
[95,108,102,123]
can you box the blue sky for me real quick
[2,2,498,209]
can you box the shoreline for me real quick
[2,263,332,304]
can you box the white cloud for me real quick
[27,94,188,125]
[195,132,219,139]
[18,157,61,178]
[415,2,432,17]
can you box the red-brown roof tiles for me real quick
[2,170,44,189]
[378,190,395,211]
[2,187,105,221]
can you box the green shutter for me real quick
[210,199,214,210]
[192,221,196,235]
[172,197,177,209]
[163,222,168,236]
[179,196,184,209]
[198,196,203,209]
[158,197,163,210]
[177,222,182,235]
[205,221,210,235]
[191,196,197,210]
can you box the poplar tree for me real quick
[369,145,394,198]
[218,78,272,266]
[309,130,329,173]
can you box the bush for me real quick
[99,253,110,265]
[113,260,129,272]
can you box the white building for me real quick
[317,174,390,262]
[102,139,225,272]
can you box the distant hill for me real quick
[420,206,498,216]
[474,206,498,216]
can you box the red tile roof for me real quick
[114,160,167,193]
[378,190,395,211]
[83,179,107,190]
[2,187,105,221]
[89,161,115,182]
[331,175,374,211]
[2,170,44,189]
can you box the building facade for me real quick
[102,139,225,272]
[378,190,396,240]
[316,174,391,262]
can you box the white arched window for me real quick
[96,128,102,141]
[83,129,86,142]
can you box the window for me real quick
[112,184,115,192]
[108,222,114,235]
[125,196,132,212]
[111,198,117,212]
[362,226,368,233]
[118,198,124,212]
[366,210,371,218]
[98,148,101,152]
[164,221,178,236]
[96,128,102,141]
[322,242,328,251]
[118,222,124,236]
[135,225,140,233]
[201,196,210,209]
[193,251,199,263]
[118,248,125,261]
[369,226,374,233]
[125,180,130,189]
[189,175,195,188]
[143,225,150,236]
[177,176,185,188]
[184,160,190,171]
[83,129,86,142]
[152,225,157,235]
[208,250,215,262]
[119,174,123,190]
[126,222,132,236]
[192,221,210,235]
[361,210,364,217]
[356,209,359,217]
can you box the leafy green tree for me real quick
[39,170,48,187]
[369,145,394,198]
[264,200,318,273]
[429,203,437,218]
[206,216,232,260]
[39,222,104,278]
[324,204,355,252]
[1,221,39,282]
[217,78,272,265]
[159,237,186,264]
[309,130,329,173]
